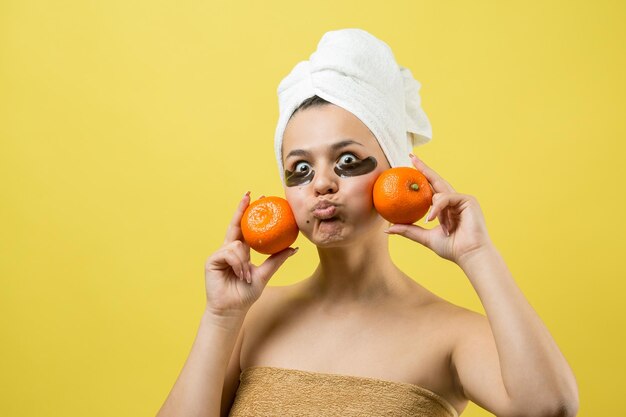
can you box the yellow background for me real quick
[1,1,624,416]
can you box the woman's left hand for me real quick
[386,154,493,265]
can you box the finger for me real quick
[209,248,245,280]
[224,191,251,245]
[436,207,451,237]
[255,247,299,285]
[226,248,248,280]
[226,250,244,280]
[443,207,454,236]
[409,154,456,193]
[426,192,462,223]
[228,240,252,281]
[385,223,432,247]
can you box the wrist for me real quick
[202,306,248,331]
[456,242,499,271]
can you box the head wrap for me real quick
[274,28,432,183]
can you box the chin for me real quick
[307,218,378,248]
[298,217,343,245]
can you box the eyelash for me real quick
[290,151,360,171]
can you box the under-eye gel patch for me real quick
[285,166,315,186]
[334,156,377,177]
[284,156,377,187]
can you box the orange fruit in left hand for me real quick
[373,167,434,224]
[241,196,299,255]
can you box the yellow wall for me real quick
[1,1,624,415]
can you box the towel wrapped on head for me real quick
[274,28,433,183]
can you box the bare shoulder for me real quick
[424,294,487,328]
[438,300,493,349]
[428,296,485,320]
[441,299,488,333]
[406,288,489,346]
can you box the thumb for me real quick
[255,247,299,285]
[386,224,432,247]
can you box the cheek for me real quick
[361,168,383,194]
[360,169,387,213]
[284,187,308,220]
[344,174,378,209]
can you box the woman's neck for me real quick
[306,233,413,305]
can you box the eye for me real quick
[293,161,312,174]
[337,152,360,167]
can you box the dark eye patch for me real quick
[285,163,315,186]
[334,156,377,177]
[283,155,378,186]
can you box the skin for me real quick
[222,104,579,417]
[281,104,408,303]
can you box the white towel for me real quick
[274,28,432,183]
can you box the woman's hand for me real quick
[204,192,298,317]
[385,154,493,265]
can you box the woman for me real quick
[156,29,579,417]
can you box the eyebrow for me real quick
[285,139,364,161]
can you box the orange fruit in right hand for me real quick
[241,196,299,255]
[373,167,434,224]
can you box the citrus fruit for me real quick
[241,196,299,255]
[373,167,433,224]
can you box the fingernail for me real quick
[243,191,250,199]
[409,153,416,159]
[289,247,299,256]
[425,206,433,223]
[442,224,450,236]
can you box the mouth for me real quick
[312,205,337,220]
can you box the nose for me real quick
[313,164,338,196]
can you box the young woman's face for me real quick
[281,104,391,247]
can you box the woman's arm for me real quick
[155,191,297,417]
[386,153,579,417]
[155,310,245,417]
[451,245,579,417]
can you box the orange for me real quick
[241,196,299,255]
[373,167,433,224]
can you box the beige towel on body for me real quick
[228,366,458,417]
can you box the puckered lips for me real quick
[312,200,339,220]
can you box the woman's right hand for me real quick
[204,192,298,317]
